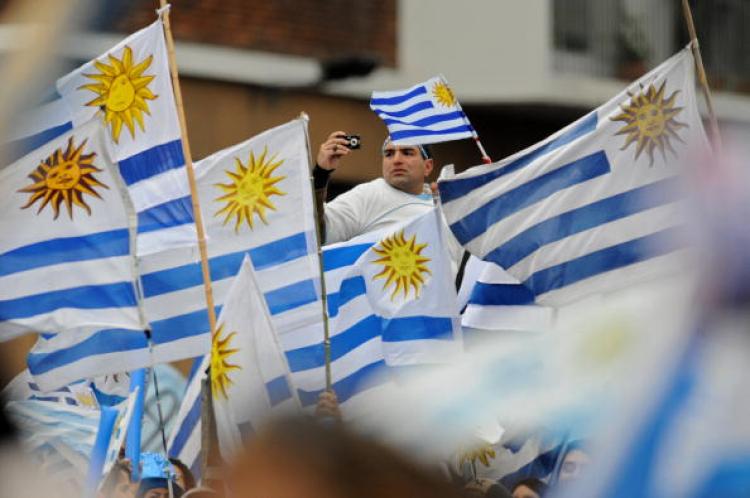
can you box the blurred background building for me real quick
[0,0,749,373]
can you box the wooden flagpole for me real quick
[300,112,334,391]
[156,2,217,336]
[681,0,723,153]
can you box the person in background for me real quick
[511,478,547,498]
[135,453,184,498]
[169,458,196,494]
[99,459,136,498]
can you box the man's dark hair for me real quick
[169,457,197,491]
[512,477,548,496]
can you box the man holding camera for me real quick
[313,130,436,244]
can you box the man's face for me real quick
[142,488,169,498]
[381,143,433,195]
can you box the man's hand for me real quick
[314,389,342,420]
[317,131,351,171]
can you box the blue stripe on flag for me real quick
[117,139,185,186]
[370,86,427,106]
[327,276,367,318]
[450,150,611,245]
[469,283,536,306]
[381,316,454,342]
[136,196,194,234]
[5,122,74,163]
[285,314,381,372]
[265,376,292,407]
[141,232,309,297]
[374,101,433,119]
[485,178,680,269]
[523,226,685,296]
[169,393,202,458]
[150,306,221,345]
[383,111,466,127]
[27,328,148,375]
[0,229,130,277]
[265,279,318,315]
[390,124,473,141]
[297,360,387,407]
[322,243,373,272]
[439,113,599,204]
[0,282,137,320]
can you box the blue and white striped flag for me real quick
[212,256,300,459]
[2,369,99,408]
[6,18,195,257]
[438,48,708,306]
[0,119,144,340]
[167,358,205,479]
[140,118,321,366]
[370,75,475,146]
[282,208,462,415]
[460,257,553,336]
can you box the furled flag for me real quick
[6,18,195,256]
[212,256,300,458]
[139,118,321,365]
[0,119,145,340]
[459,257,553,337]
[370,75,475,145]
[282,208,462,415]
[438,48,709,306]
[167,357,205,480]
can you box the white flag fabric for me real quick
[439,48,709,306]
[212,256,300,459]
[0,119,143,340]
[370,75,475,146]
[167,358,205,479]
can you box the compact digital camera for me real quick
[344,134,361,150]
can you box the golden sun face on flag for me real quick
[432,81,457,107]
[372,230,432,300]
[214,147,286,233]
[18,137,108,219]
[79,46,157,143]
[611,81,688,165]
[211,323,241,400]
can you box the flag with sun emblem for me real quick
[438,47,709,306]
[137,118,321,368]
[284,208,462,413]
[7,18,196,257]
[211,256,300,458]
[370,75,476,145]
[0,118,144,340]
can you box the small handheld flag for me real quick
[370,75,476,146]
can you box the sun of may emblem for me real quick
[18,137,108,219]
[432,81,457,107]
[372,230,432,300]
[611,80,688,165]
[214,147,286,232]
[211,323,241,400]
[79,45,157,143]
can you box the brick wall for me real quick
[113,0,397,67]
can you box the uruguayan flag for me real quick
[439,48,708,306]
[282,208,462,414]
[0,119,144,340]
[3,369,99,408]
[140,118,321,365]
[460,257,553,335]
[212,256,299,459]
[167,358,205,479]
[370,75,475,145]
[7,18,195,257]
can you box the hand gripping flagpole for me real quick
[300,112,334,392]
[681,0,723,154]
[156,2,218,337]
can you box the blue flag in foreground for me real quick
[370,75,475,146]
[439,48,709,306]
[0,119,144,340]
